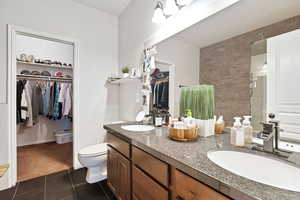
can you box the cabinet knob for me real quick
[176,196,184,200]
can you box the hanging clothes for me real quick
[52,83,60,120]
[64,85,72,117]
[16,80,26,123]
[152,80,169,110]
[31,83,43,123]
[58,83,72,117]
[21,87,27,121]
[42,86,50,116]
[23,82,33,127]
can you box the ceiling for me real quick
[72,0,132,15]
[173,0,300,48]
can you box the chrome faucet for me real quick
[253,113,291,158]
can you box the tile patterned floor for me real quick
[0,169,116,200]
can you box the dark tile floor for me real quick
[0,169,116,200]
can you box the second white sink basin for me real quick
[121,125,154,132]
[208,151,300,192]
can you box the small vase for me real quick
[122,73,129,78]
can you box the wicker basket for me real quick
[169,126,199,142]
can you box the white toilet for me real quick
[78,143,107,184]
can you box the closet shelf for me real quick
[107,77,142,85]
[17,74,73,83]
[17,61,73,70]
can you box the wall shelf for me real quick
[107,77,142,85]
[17,61,73,70]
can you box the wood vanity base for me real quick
[106,131,231,200]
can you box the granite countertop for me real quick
[104,123,300,200]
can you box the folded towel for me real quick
[180,85,215,120]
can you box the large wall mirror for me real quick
[145,12,300,143]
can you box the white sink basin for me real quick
[208,151,300,192]
[121,125,154,132]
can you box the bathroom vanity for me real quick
[104,123,300,200]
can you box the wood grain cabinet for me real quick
[132,166,169,200]
[106,132,231,200]
[172,169,230,200]
[132,146,169,187]
[107,146,131,200]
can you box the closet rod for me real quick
[17,74,72,83]
[179,84,190,88]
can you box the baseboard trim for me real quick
[17,139,57,147]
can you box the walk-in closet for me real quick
[15,34,74,181]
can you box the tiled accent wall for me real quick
[200,15,300,125]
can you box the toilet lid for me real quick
[79,143,107,157]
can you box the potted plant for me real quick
[122,66,130,78]
[180,85,215,137]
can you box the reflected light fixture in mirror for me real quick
[152,1,166,24]
[165,0,179,16]
[176,0,194,6]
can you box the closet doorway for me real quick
[8,25,79,186]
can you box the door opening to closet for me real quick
[15,33,74,182]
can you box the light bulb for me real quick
[152,2,166,24]
[176,0,193,6]
[164,0,179,16]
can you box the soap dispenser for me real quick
[183,109,195,128]
[231,117,244,146]
[215,116,225,134]
[243,116,253,145]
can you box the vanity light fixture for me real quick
[152,1,166,24]
[152,0,195,24]
[176,0,193,6]
[164,0,179,16]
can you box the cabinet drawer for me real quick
[132,146,169,187]
[107,133,130,158]
[174,169,230,200]
[132,165,169,200]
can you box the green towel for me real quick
[180,85,215,120]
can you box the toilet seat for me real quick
[79,143,107,157]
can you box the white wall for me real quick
[118,0,158,120]
[0,0,118,190]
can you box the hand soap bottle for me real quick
[231,117,244,146]
[215,116,225,134]
[242,116,253,145]
[184,109,195,128]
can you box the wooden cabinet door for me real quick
[117,152,131,200]
[132,166,169,200]
[173,169,230,200]
[107,146,131,200]
[107,146,118,196]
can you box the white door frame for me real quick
[7,25,80,187]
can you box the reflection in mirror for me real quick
[150,61,170,117]
[149,11,300,144]
[250,40,267,131]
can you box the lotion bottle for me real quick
[243,116,253,145]
[231,117,244,146]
